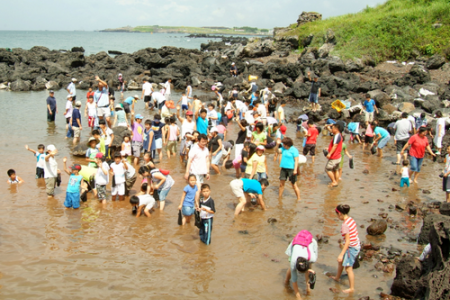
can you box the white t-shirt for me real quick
[142,82,153,96]
[401,166,409,178]
[138,194,155,210]
[44,156,58,178]
[245,112,254,125]
[67,82,76,96]
[207,110,218,126]
[87,102,97,117]
[188,144,210,175]
[257,105,267,118]
[181,96,189,106]
[110,162,126,184]
[152,92,166,104]
[164,81,171,94]
[436,118,446,137]
[181,119,196,139]
[224,102,233,112]
[95,162,110,185]
[65,100,73,119]
[235,100,244,111]
[266,117,278,125]
[36,153,45,168]
[101,128,114,145]
[125,162,136,179]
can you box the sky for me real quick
[0,0,384,31]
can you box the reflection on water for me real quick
[0,89,443,299]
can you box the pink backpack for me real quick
[292,230,313,260]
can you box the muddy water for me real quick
[0,89,443,299]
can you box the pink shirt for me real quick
[216,124,227,134]
[188,144,209,175]
[168,124,178,141]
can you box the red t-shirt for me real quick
[306,127,319,144]
[328,133,343,160]
[86,91,95,99]
[408,134,429,158]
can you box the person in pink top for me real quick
[216,122,227,140]
[362,121,374,151]
[185,134,210,189]
[331,204,360,294]
[165,116,179,159]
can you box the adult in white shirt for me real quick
[393,112,413,164]
[123,157,137,197]
[434,110,446,154]
[207,104,219,127]
[66,78,77,101]
[185,134,210,188]
[177,108,196,162]
[44,144,59,198]
[141,77,154,110]
[152,91,166,114]
[256,101,267,125]
[164,78,172,100]
[94,76,112,127]
[64,95,74,138]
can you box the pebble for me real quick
[392,188,399,192]
[267,218,277,224]
[238,230,249,235]
[422,189,431,194]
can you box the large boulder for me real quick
[327,56,345,73]
[398,102,415,113]
[10,79,31,91]
[390,256,425,298]
[368,89,391,107]
[297,12,322,26]
[421,99,442,113]
[418,214,450,244]
[426,54,446,70]
[345,58,364,72]
[318,43,334,58]
[111,127,132,148]
[243,39,275,58]
[395,64,431,87]
[325,29,336,44]
[366,219,387,236]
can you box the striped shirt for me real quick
[341,217,360,247]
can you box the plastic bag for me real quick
[349,158,354,169]
[371,144,377,155]
[178,210,182,226]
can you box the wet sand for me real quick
[0,89,442,299]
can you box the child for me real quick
[121,151,137,197]
[99,119,114,158]
[247,145,268,181]
[303,120,319,162]
[150,166,175,210]
[151,114,166,161]
[130,183,155,218]
[444,146,450,202]
[113,104,129,128]
[7,169,24,184]
[93,153,109,204]
[70,101,82,145]
[131,113,144,166]
[85,137,100,168]
[25,144,46,178]
[221,140,234,168]
[85,95,97,132]
[362,121,374,151]
[177,92,190,113]
[165,116,179,159]
[277,100,286,124]
[143,119,156,159]
[92,130,105,157]
[338,136,352,180]
[62,158,86,209]
[348,122,362,144]
[121,134,132,163]
[400,160,410,188]
[178,174,199,225]
[109,152,128,201]
[331,204,360,294]
[198,184,215,245]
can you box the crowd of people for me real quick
[7,70,446,299]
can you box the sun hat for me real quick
[133,94,139,99]
[87,137,99,147]
[118,73,122,77]
[72,78,77,82]
[67,95,73,99]
[120,150,127,156]
[49,90,54,93]
[256,145,265,151]
[115,104,123,110]
[210,127,218,133]
[71,164,81,171]
[135,114,144,119]
[186,110,194,116]
[46,144,56,152]
[231,62,235,65]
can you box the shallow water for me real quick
[0,89,443,299]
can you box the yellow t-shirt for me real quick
[245,153,266,174]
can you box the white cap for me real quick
[115,104,123,109]
[256,145,265,151]
[120,150,126,156]
[75,101,82,107]
[133,94,139,99]
[231,62,235,65]
[71,78,77,82]
[118,73,122,77]
[47,144,56,152]
[67,95,73,99]
[210,127,219,133]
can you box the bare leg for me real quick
[342,266,355,293]
[292,182,301,201]
[327,171,338,186]
[106,117,112,128]
[185,215,192,224]
[166,149,171,159]
[211,164,221,175]
[378,148,383,157]
[234,196,247,217]
[414,172,420,184]
[396,153,401,164]
[311,155,315,163]
[160,201,165,211]
[331,263,344,282]
[134,157,139,167]
[182,215,186,225]
[304,271,310,294]
[338,168,343,180]
[158,149,163,161]
[119,195,124,201]
[285,268,291,285]
[279,180,286,198]
[292,282,303,300]
[446,192,450,202]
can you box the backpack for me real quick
[292,230,313,260]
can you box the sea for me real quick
[0,30,248,55]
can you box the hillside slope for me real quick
[287,0,450,62]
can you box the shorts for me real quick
[66,117,70,124]
[265,141,276,149]
[88,116,95,127]
[158,187,171,201]
[155,138,163,150]
[342,246,360,267]
[400,177,410,187]
[434,136,443,149]
[181,104,189,110]
[144,95,152,103]
[125,173,137,196]
[112,182,125,196]
[409,156,424,172]
[365,111,374,122]
[179,138,187,156]
[325,158,341,172]
[240,164,247,173]
[211,150,223,165]
[123,102,131,114]
[182,206,195,216]
[97,106,111,118]
[308,93,318,104]
[158,101,166,110]
[36,167,45,179]
[443,176,450,192]
[132,141,143,157]
[166,141,177,153]
[73,126,81,138]
[45,177,57,195]
[279,168,297,184]
[64,191,80,209]
[95,184,107,200]
[364,135,374,144]
[230,179,245,198]
[303,144,316,156]
[396,139,408,153]
[377,135,390,149]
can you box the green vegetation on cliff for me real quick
[291,0,450,62]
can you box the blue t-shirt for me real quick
[363,99,376,113]
[280,146,299,169]
[374,127,389,139]
[71,109,81,127]
[151,121,165,140]
[125,97,134,105]
[242,178,262,195]
[326,119,336,125]
[67,174,83,193]
[197,117,208,135]
[250,94,258,105]
[143,128,156,152]
[183,184,198,207]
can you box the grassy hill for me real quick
[289,0,450,62]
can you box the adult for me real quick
[66,78,77,101]
[94,76,112,128]
[185,134,210,188]
[230,178,269,217]
[152,91,166,114]
[401,127,436,183]
[164,78,172,101]
[434,110,446,155]
[393,112,413,165]
[277,137,301,201]
[141,77,154,110]
[371,123,390,157]
[235,119,248,158]
[123,95,139,119]
[261,85,273,105]
[361,93,379,122]
[230,62,237,77]
[117,73,125,100]
[325,121,344,187]
[177,108,196,163]
[307,72,321,112]
[285,231,318,300]
[64,95,74,138]
[195,108,209,135]
[209,127,223,175]
[46,90,57,122]
[186,82,193,99]
[44,144,58,198]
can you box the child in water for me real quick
[198,184,216,245]
[400,160,410,187]
[62,158,86,209]
[178,174,199,225]
[130,183,156,218]
[25,144,46,178]
[7,169,24,184]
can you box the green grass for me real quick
[286,0,450,62]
